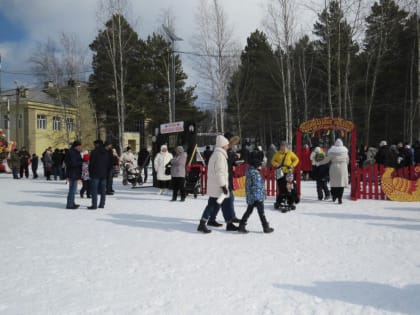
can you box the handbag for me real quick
[275,167,284,180]
[275,153,288,180]
[165,162,171,175]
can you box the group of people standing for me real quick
[65,140,116,210]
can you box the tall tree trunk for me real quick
[326,0,333,117]
[417,5,420,140]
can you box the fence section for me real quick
[352,164,420,200]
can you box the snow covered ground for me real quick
[0,172,419,315]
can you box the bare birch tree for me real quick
[264,0,296,145]
[191,0,239,134]
[29,34,90,144]
[96,0,132,152]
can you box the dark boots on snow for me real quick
[238,221,249,234]
[263,223,274,233]
[207,220,223,227]
[197,220,211,233]
[226,222,239,231]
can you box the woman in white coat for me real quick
[197,135,231,233]
[317,139,349,204]
[153,145,173,194]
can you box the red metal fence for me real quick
[351,164,420,200]
[192,164,280,196]
[195,163,420,201]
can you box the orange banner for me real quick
[299,117,354,133]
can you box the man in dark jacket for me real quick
[52,148,63,180]
[375,140,388,165]
[65,141,83,209]
[31,153,39,179]
[18,147,31,178]
[88,140,112,209]
[104,141,115,195]
[137,147,151,183]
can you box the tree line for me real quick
[227,0,420,148]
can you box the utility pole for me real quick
[162,25,183,123]
[15,85,20,147]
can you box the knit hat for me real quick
[72,140,82,147]
[315,152,326,162]
[176,146,184,153]
[314,146,321,154]
[224,132,240,148]
[250,158,262,168]
[335,139,343,147]
[379,140,387,147]
[215,135,229,148]
[161,145,168,151]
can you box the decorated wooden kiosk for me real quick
[295,117,357,199]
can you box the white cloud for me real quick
[0,0,323,95]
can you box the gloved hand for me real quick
[221,186,228,195]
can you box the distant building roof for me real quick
[1,88,71,107]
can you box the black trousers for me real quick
[80,180,91,197]
[316,179,330,200]
[331,187,344,201]
[241,201,269,227]
[171,177,185,200]
[106,169,114,193]
[20,164,29,178]
[276,177,287,203]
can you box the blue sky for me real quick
[0,0,321,99]
[0,12,25,42]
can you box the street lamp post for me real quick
[162,25,183,123]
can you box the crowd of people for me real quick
[4,135,420,234]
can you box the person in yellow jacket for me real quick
[271,141,300,209]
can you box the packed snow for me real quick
[0,172,419,315]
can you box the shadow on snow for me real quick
[275,281,420,314]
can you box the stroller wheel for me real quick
[122,179,128,185]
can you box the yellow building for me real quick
[0,87,88,155]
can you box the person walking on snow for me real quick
[197,135,232,233]
[170,146,187,201]
[238,158,274,233]
[153,145,173,195]
[65,141,83,209]
[317,138,349,204]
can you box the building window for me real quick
[37,114,47,129]
[66,118,74,132]
[3,115,9,129]
[53,116,61,131]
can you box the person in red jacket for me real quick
[300,144,312,180]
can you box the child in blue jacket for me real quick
[238,159,274,233]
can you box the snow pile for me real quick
[0,173,419,315]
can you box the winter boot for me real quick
[207,220,223,227]
[260,214,274,233]
[232,217,241,223]
[238,221,249,234]
[197,220,211,233]
[262,223,274,233]
[226,222,239,231]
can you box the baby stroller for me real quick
[274,172,300,212]
[122,162,143,187]
[185,164,203,198]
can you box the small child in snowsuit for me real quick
[238,159,274,233]
[281,172,300,212]
[80,153,91,198]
